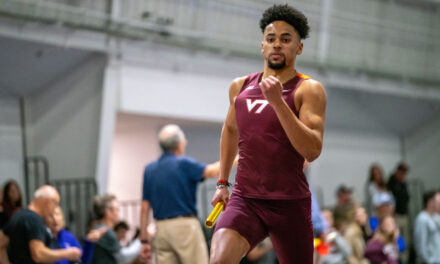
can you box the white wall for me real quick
[107,114,223,202]
[0,95,25,197]
[405,114,440,191]
[107,114,223,226]
[120,65,231,122]
[108,114,161,201]
[25,55,105,181]
[95,58,120,195]
[309,129,402,208]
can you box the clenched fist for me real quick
[260,76,284,106]
[211,188,230,208]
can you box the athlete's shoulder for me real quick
[295,74,326,109]
[229,75,248,100]
[231,75,248,88]
[298,73,325,96]
[230,72,260,93]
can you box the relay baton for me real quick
[205,202,224,228]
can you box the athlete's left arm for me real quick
[261,76,326,162]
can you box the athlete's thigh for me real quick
[214,193,268,250]
[211,194,268,263]
[267,197,313,264]
[210,228,250,264]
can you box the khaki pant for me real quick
[395,214,409,262]
[153,216,208,264]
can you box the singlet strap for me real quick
[296,73,311,80]
[239,72,262,94]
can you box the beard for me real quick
[268,58,286,70]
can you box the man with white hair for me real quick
[0,185,81,264]
[139,124,229,264]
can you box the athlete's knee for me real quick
[209,241,228,264]
[209,258,229,264]
[209,250,233,264]
[210,228,249,264]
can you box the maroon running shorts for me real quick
[214,193,313,264]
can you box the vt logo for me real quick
[246,99,269,114]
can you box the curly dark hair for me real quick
[259,4,310,39]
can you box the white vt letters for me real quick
[246,99,269,114]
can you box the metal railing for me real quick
[25,155,49,202]
[407,178,425,238]
[118,180,217,232]
[24,155,98,237]
[407,178,426,263]
[408,178,425,218]
[50,178,98,238]
[118,199,141,230]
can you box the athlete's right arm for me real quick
[211,77,246,207]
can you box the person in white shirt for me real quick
[414,190,440,264]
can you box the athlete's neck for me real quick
[262,68,297,84]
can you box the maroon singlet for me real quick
[234,72,311,200]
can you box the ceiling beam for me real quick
[1,17,440,101]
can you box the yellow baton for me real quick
[205,202,224,228]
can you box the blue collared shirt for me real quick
[142,153,206,220]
